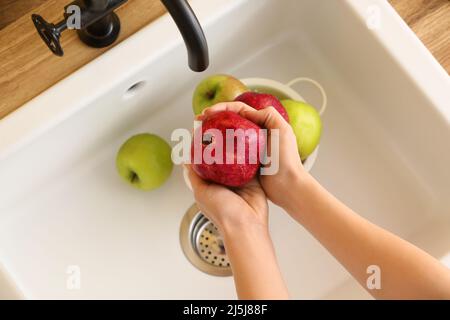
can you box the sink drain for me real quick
[180,204,232,277]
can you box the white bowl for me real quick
[241,78,320,172]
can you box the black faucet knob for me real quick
[31,14,66,56]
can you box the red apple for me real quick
[191,111,266,187]
[235,92,289,122]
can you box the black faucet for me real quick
[31,0,209,72]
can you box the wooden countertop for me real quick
[0,0,449,120]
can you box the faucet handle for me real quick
[31,14,66,56]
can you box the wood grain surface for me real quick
[0,0,449,120]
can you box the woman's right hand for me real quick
[201,102,309,211]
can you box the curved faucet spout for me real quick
[161,0,209,72]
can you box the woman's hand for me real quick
[200,102,309,211]
[185,164,289,300]
[185,102,290,299]
[189,101,450,300]
[185,164,289,299]
[185,165,268,235]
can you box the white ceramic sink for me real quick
[0,0,449,299]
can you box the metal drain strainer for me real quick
[180,204,232,276]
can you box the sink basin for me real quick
[0,0,449,299]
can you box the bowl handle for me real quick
[286,78,327,116]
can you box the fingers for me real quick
[198,101,254,120]
[184,163,232,228]
[242,107,290,131]
[199,102,290,131]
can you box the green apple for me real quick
[192,74,248,115]
[281,100,322,161]
[116,133,173,191]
